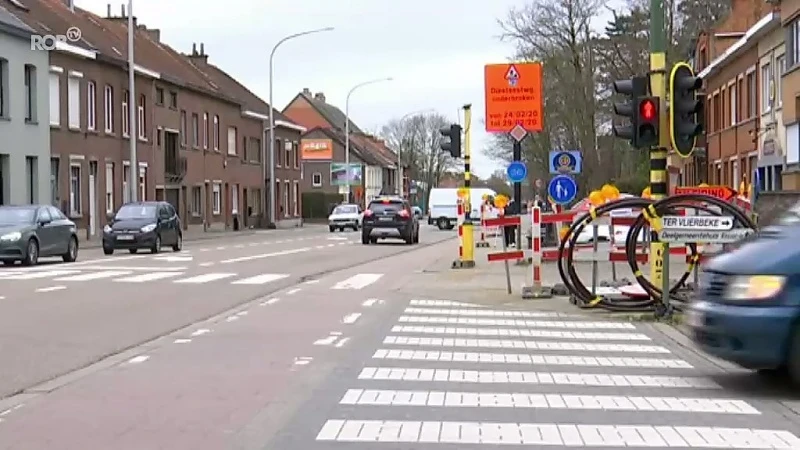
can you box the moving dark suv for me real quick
[362,197,419,245]
[103,201,182,254]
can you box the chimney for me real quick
[302,88,311,96]
[121,4,125,16]
[314,92,326,103]
[200,43,205,55]
[192,43,197,55]
[188,42,208,64]
[106,3,111,17]
[143,28,160,43]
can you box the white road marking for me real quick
[225,315,239,322]
[326,243,336,247]
[65,265,187,271]
[248,242,259,247]
[127,355,149,364]
[314,334,340,345]
[35,285,67,292]
[316,420,800,447]
[337,389,760,414]
[397,316,636,329]
[200,248,210,252]
[190,329,211,337]
[52,271,132,283]
[409,300,485,308]
[328,236,348,241]
[198,262,214,267]
[236,311,248,316]
[362,298,378,307]
[335,337,350,347]
[219,247,310,264]
[230,273,289,285]
[381,336,670,353]
[2,270,80,280]
[235,244,245,248]
[391,325,651,341]
[175,273,237,284]
[174,339,192,344]
[0,296,5,300]
[293,356,313,365]
[404,307,567,318]
[342,313,362,324]
[216,246,226,250]
[315,245,325,249]
[114,272,184,283]
[304,279,320,284]
[152,255,193,262]
[286,288,301,295]
[259,298,280,306]
[356,367,722,388]
[332,274,383,290]
[371,349,693,368]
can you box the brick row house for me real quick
[282,88,400,212]
[688,0,796,192]
[5,0,303,239]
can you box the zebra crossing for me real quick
[0,269,385,289]
[314,299,800,448]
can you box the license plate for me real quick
[379,217,392,221]
[685,309,704,328]
[116,235,134,241]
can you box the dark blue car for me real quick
[688,207,800,383]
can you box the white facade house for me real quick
[758,21,787,191]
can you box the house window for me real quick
[212,183,221,214]
[169,91,177,108]
[777,54,785,107]
[293,181,299,216]
[50,158,59,206]
[105,163,114,213]
[251,138,261,162]
[122,163,130,204]
[155,87,164,105]
[138,166,146,201]
[0,58,7,118]
[191,113,199,147]
[180,110,187,146]
[746,72,756,118]
[736,79,743,124]
[312,172,322,187]
[213,115,220,150]
[284,181,290,217]
[285,140,292,167]
[191,186,202,216]
[137,94,146,140]
[789,18,800,68]
[122,90,129,136]
[227,126,237,156]
[104,85,113,132]
[69,164,81,216]
[24,64,36,122]
[203,112,209,149]
[49,70,60,126]
[67,75,80,129]
[729,84,735,126]
[293,142,300,168]
[761,63,772,113]
[86,81,96,130]
[275,138,282,167]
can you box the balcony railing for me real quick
[165,155,187,184]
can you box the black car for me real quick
[362,197,419,245]
[103,201,182,254]
[0,205,79,266]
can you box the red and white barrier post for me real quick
[522,206,552,299]
[476,202,490,248]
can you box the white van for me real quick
[427,187,497,230]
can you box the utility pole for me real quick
[649,0,670,311]
[127,0,137,202]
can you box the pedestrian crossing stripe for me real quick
[390,325,652,341]
[396,316,637,329]
[381,336,671,354]
[403,307,569,318]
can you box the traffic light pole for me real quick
[649,0,670,312]
[460,104,475,267]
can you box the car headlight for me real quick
[0,231,21,241]
[140,223,157,233]
[103,224,112,233]
[725,275,786,300]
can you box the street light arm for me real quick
[269,27,335,59]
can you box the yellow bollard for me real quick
[461,222,475,267]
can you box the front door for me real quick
[88,161,97,237]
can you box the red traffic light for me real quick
[640,99,656,121]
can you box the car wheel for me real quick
[787,324,800,385]
[103,247,114,255]
[129,248,138,254]
[437,218,448,230]
[22,239,39,266]
[172,233,183,252]
[62,236,78,262]
[151,235,161,254]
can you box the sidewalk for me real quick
[77,224,324,249]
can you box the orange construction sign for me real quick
[484,62,543,133]
[674,185,736,201]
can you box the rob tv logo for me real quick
[31,27,82,50]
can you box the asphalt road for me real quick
[0,224,454,400]
[1,228,800,449]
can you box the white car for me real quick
[328,204,363,232]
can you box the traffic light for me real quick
[636,96,660,148]
[439,124,462,158]
[670,62,704,157]
[612,76,649,147]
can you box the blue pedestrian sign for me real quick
[506,161,527,183]
[548,175,578,205]
[549,150,583,175]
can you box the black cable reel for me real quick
[556,194,757,313]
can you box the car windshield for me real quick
[333,205,358,214]
[775,201,800,226]
[0,207,36,225]
[115,205,157,220]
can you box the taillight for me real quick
[398,210,410,218]
[364,210,374,217]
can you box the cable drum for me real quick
[556,193,757,312]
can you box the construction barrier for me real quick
[476,202,491,248]
[522,206,552,299]
[452,197,475,269]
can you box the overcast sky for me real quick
[74,0,532,178]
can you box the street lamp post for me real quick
[267,27,334,226]
[127,0,137,202]
[344,77,393,201]
[397,108,434,197]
